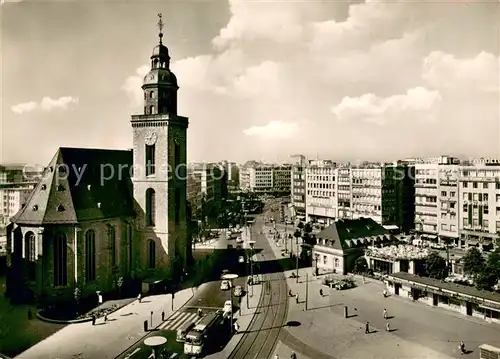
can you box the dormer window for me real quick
[41,184,47,190]
[57,185,65,191]
[58,166,67,175]
[32,205,38,211]
[57,205,65,212]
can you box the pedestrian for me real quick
[197,308,203,317]
[234,321,239,333]
[459,341,465,355]
[97,293,103,306]
[383,308,388,319]
[295,293,299,304]
[92,315,96,326]
[290,351,297,359]
[137,293,142,303]
[365,321,370,334]
[104,314,108,322]
[319,289,323,297]
[288,289,293,297]
[385,322,390,331]
[274,355,279,359]
[383,289,388,298]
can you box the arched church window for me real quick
[150,105,155,115]
[53,232,67,286]
[148,239,156,269]
[25,231,36,262]
[85,229,96,281]
[109,225,116,267]
[145,188,156,227]
[150,91,155,99]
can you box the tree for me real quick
[485,248,500,280]
[297,221,304,230]
[353,256,368,274]
[424,252,448,279]
[462,247,485,278]
[475,270,497,291]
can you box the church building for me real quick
[5,15,190,305]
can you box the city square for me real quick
[1,1,500,359]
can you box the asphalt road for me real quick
[227,209,289,359]
[116,233,249,359]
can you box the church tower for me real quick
[131,13,189,279]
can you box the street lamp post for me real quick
[222,273,239,334]
[295,238,300,283]
[248,240,256,297]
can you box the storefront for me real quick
[386,272,500,324]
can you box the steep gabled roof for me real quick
[12,147,134,225]
[316,218,389,251]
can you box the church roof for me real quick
[11,147,134,225]
[315,218,389,251]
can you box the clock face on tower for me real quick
[145,132,157,146]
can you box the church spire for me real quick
[157,13,164,45]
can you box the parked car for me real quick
[234,285,243,297]
[220,280,231,291]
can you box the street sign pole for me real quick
[305,273,308,311]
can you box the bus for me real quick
[184,310,225,356]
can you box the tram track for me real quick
[228,213,289,359]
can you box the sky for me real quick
[1,0,499,166]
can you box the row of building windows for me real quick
[462,182,500,189]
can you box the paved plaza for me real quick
[15,287,195,359]
[265,223,500,359]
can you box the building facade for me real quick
[6,18,190,304]
[239,162,291,194]
[305,160,337,225]
[0,184,35,228]
[458,165,500,250]
[291,155,306,218]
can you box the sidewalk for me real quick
[259,226,500,359]
[15,287,196,359]
[205,226,263,358]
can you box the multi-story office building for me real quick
[458,165,500,250]
[336,167,352,219]
[239,162,291,193]
[273,165,292,193]
[0,184,34,228]
[0,165,26,184]
[351,165,415,232]
[305,160,337,225]
[414,156,460,241]
[291,155,306,219]
[437,165,460,244]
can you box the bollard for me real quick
[344,306,348,318]
[144,320,148,332]
[162,311,165,321]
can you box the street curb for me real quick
[112,286,199,359]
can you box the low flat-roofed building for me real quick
[386,271,500,324]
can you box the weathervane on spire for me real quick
[157,13,164,43]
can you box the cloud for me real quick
[11,101,38,114]
[121,65,149,108]
[123,0,500,160]
[422,51,500,92]
[11,96,78,114]
[243,121,299,139]
[331,87,442,125]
